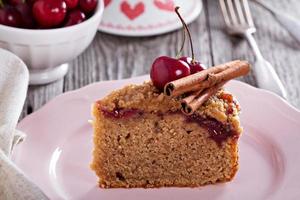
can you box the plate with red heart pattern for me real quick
[98,0,202,36]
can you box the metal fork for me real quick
[219,0,287,98]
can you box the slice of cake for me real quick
[91,60,249,188]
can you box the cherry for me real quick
[32,0,67,28]
[16,3,35,28]
[179,56,205,74]
[7,0,24,6]
[64,9,85,27]
[27,0,37,7]
[151,7,199,90]
[65,0,79,10]
[79,0,97,14]
[151,56,190,91]
[0,6,22,27]
[175,7,206,74]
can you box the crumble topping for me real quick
[98,81,242,134]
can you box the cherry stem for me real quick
[0,0,3,8]
[175,7,195,63]
[176,18,186,58]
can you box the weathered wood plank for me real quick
[207,0,300,108]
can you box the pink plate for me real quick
[13,75,300,200]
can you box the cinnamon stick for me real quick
[195,61,250,92]
[181,81,227,115]
[208,61,250,83]
[164,60,250,97]
[181,89,204,105]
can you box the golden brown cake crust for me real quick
[91,81,242,188]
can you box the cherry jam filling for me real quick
[185,114,238,146]
[101,108,143,119]
[100,107,238,145]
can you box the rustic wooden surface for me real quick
[21,0,300,118]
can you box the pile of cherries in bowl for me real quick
[0,0,98,29]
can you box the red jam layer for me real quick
[100,107,238,145]
[101,108,143,119]
[185,114,238,146]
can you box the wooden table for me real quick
[21,0,300,118]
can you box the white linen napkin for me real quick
[0,49,48,200]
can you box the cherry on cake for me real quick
[91,60,250,188]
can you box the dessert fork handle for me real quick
[244,31,287,99]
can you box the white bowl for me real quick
[0,0,104,85]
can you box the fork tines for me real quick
[219,0,254,27]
